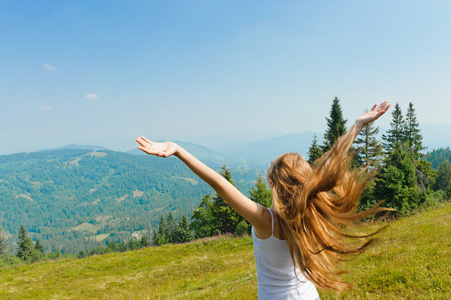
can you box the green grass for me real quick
[1,202,450,299]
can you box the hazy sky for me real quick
[1,1,450,154]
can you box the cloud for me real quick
[43,63,57,71]
[40,106,53,111]
[85,94,99,100]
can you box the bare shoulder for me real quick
[252,208,273,239]
[253,208,284,240]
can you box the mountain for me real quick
[38,144,109,152]
[233,131,319,165]
[0,149,263,254]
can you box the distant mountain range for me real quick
[2,124,449,254]
[39,124,451,168]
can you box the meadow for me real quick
[0,202,449,299]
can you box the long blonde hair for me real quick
[269,133,388,292]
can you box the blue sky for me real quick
[1,1,451,154]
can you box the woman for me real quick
[136,101,391,299]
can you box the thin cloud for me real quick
[85,94,99,100]
[40,106,53,111]
[43,63,57,71]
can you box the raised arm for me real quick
[135,137,269,231]
[307,101,391,195]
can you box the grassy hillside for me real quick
[0,202,449,299]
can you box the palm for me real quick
[356,101,391,126]
[135,137,177,158]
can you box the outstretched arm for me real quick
[308,101,391,194]
[135,137,269,231]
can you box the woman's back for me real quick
[252,209,319,300]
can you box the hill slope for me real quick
[0,149,264,254]
[0,202,449,299]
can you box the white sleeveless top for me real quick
[252,210,320,300]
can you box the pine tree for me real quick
[354,112,383,168]
[190,194,216,238]
[140,236,149,248]
[404,102,425,157]
[16,225,37,261]
[166,212,178,243]
[433,160,451,192]
[403,102,434,193]
[249,176,272,208]
[173,215,193,243]
[211,166,241,234]
[382,103,406,153]
[35,238,45,255]
[151,229,158,246]
[375,145,420,214]
[322,97,347,152]
[157,215,168,245]
[308,134,323,164]
[0,227,8,256]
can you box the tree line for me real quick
[151,98,450,243]
[0,224,66,266]
[307,98,448,214]
[2,97,450,258]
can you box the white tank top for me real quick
[252,209,320,300]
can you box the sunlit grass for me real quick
[0,202,449,299]
[320,201,451,300]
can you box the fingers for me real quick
[138,146,166,157]
[377,101,389,111]
[138,146,156,155]
[141,136,153,144]
[135,137,148,148]
[384,103,391,111]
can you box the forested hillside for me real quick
[0,149,263,254]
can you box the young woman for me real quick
[136,101,391,299]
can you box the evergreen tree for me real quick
[34,238,45,255]
[307,134,323,164]
[322,97,347,152]
[140,236,149,248]
[151,229,158,246]
[433,160,451,193]
[404,102,425,156]
[107,241,117,252]
[16,225,37,261]
[78,250,87,258]
[382,103,406,153]
[173,215,193,243]
[190,194,216,238]
[403,103,434,193]
[235,219,250,236]
[0,227,8,256]
[427,147,451,169]
[127,238,140,250]
[374,145,420,214]
[166,212,178,243]
[249,176,272,208]
[157,215,168,245]
[211,166,241,234]
[354,112,383,168]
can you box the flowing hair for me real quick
[269,132,389,292]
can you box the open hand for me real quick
[356,101,391,127]
[135,136,178,158]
